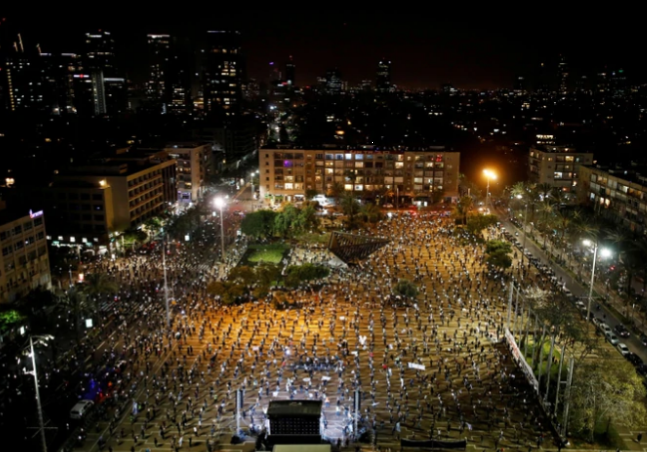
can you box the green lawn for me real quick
[246,243,290,264]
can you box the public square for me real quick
[69,212,555,452]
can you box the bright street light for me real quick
[483,169,497,208]
[214,197,227,261]
[582,239,612,322]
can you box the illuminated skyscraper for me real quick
[146,34,171,112]
[84,30,126,115]
[558,54,568,95]
[285,56,296,86]
[376,59,391,92]
[202,30,244,117]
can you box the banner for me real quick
[505,328,539,394]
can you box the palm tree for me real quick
[535,183,553,202]
[453,196,474,225]
[330,182,345,205]
[83,273,118,297]
[553,210,572,262]
[57,286,94,342]
[340,193,361,222]
[360,202,382,223]
[609,229,647,303]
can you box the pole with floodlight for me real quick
[583,239,611,322]
[214,197,227,262]
[483,169,497,209]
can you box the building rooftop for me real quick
[531,145,589,154]
[165,142,211,149]
[261,144,449,152]
[0,207,37,226]
[585,164,647,187]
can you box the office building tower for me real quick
[376,59,391,92]
[324,68,342,95]
[202,30,243,117]
[285,56,296,86]
[146,34,171,112]
[168,36,193,114]
[269,61,281,84]
[84,30,126,115]
[558,54,568,95]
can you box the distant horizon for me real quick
[1,13,643,91]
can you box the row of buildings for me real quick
[528,141,647,235]
[0,25,248,117]
[1,142,212,256]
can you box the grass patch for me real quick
[294,232,331,245]
[246,243,290,264]
[523,338,566,380]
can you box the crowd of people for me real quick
[8,211,561,452]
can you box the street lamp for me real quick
[516,194,529,269]
[483,169,497,209]
[583,239,611,322]
[214,197,227,262]
[250,170,259,212]
[24,334,54,452]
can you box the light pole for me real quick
[250,170,259,212]
[214,197,227,262]
[583,239,611,322]
[483,169,497,210]
[162,237,170,328]
[516,194,529,268]
[26,334,53,452]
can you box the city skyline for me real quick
[2,12,644,90]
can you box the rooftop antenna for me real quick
[17,33,24,52]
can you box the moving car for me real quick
[616,343,630,356]
[614,324,630,338]
[70,399,94,420]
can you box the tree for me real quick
[340,193,361,221]
[453,196,474,225]
[240,210,278,239]
[330,182,345,204]
[485,240,513,269]
[393,279,419,299]
[609,228,647,302]
[305,189,319,201]
[274,204,301,237]
[466,214,498,235]
[285,264,330,287]
[83,273,118,297]
[569,357,647,442]
[359,202,382,223]
[57,286,95,342]
[298,204,320,231]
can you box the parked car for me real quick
[599,322,611,334]
[70,399,94,420]
[605,331,619,345]
[625,352,644,367]
[616,343,630,356]
[383,203,394,209]
[614,324,630,338]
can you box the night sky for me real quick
[4,11,644,90]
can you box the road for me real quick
[495,206,647,364]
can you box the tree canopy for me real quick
[485,239,513,269]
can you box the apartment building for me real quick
[578,165,647,234]
[0,206,51,303]
[164,142,212,203]
[529,145,594,200]
[259,146,460,203]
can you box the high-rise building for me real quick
[324,68,342,95]
[558,54,568,95]
[269,61,281,84]
[376,59,391,92]
[202,30,244,117]
[285,56,296,86]
[146,34,171,112]
[84,30,126,116]
[168,36,193,114]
